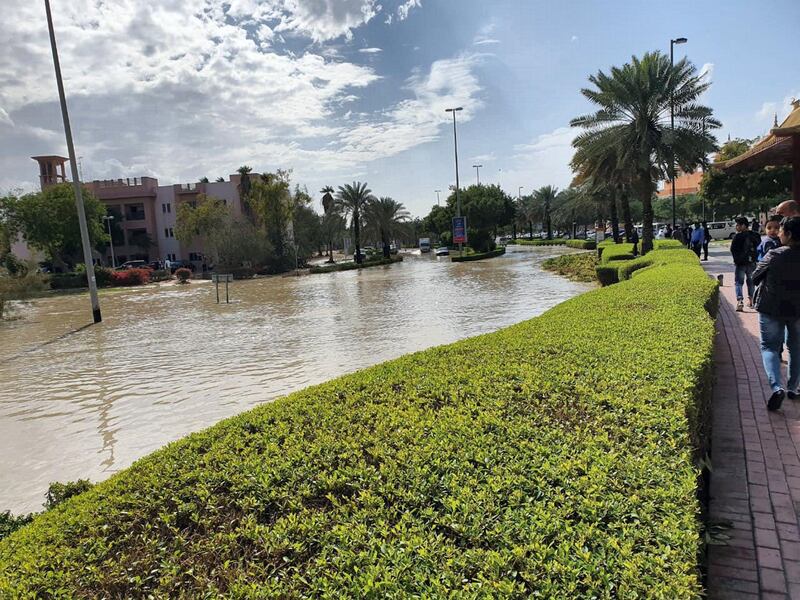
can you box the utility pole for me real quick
[446,107,463,256]
[103,215,116,268]
[670,36,687,230]
[45,0,101,323]
[473,164,482,186]
[435,189,442,206]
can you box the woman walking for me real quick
[753,217,800,410]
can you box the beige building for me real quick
[20,156,254,270]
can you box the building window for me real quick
[164,228,169,238]
[189,252,202,261]
[162,203,166,213]
[167,253,177,261]
[167,203,171,213]
[164,228,174,238]
[169,227,174,238]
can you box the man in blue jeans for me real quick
[753,217,800,410]
[730,216,761,312]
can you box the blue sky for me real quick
[1,0,798,217]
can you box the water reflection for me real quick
[0,247,591,512]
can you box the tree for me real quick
[1,184,108,270]
[445,184,514,251]
[199,177,210,183]
[336,182,373,264]
[716,137,755,162]
[248,171,293,262]
[214,177,225,183]
[532,185,558,239]
[237,165,253,220]
[320,186,335,215]
[571,51,719,253]
[364,197,410,257]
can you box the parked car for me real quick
[118,260,150,270]
[434,246,450,256]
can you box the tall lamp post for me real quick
[446,107,463,255]
[435,189,442,206]
[473,164,483,185]
[670,36,687,229]
[45,0,101,323]
[103,215,116,268]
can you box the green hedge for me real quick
[564,239,596,250]
[0,259,718,598]
[513,239,566,246]
[600,243,636,264]
[451,247,505,262]
[595,248,699,286]
[309,256,402,274]
[654,239,685,250]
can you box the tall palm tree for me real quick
[237,165,253,219]
[518,195,538,239]
[365,197,410,258]
[335,182,373,264]
[320,186,335,215]
[532,185,558,240]
[570,51,719,253]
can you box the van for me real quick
[419,238,431,253]
[706,221,737,240]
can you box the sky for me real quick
[1,0,799,218]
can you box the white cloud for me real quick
[570,35,578,42]
[473,19,500,46]
[756,92,799,125]
[503,127,576,192]
[0,1,485,197]
[473,39,500,46]
[471,152,496,162]
[397,0,422,21]
[358,47,383,53]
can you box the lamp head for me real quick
[672,37,687,44]
[445,107,463,112]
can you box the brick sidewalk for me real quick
[706,266,800,599]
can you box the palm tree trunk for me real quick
[609,188,620,243]
[382,228,390,258]
[637,174,655,254]
[619,185,633,242]
[353,209,362,264]
[545,200,552,240]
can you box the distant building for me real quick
[656,170,703,198]
[21,156,255,270]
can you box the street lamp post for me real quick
[473,164,483,186]
[45,0,101,323]
[435,189,442,206]
[670,36,687,230]
[446,107,463,255]
[103,215,116,268]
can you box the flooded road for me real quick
[0,247,592,512]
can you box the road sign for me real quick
[452,216,467,244]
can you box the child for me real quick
[758,215,782,261]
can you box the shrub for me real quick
[48,273,86,290]
[0,513,32,543]
[230,267,255,280]
[514,239,566,246]
[149,269,171,282]
[309,256,402,274]
[0,480,94,542]
[595,263,620,286]
[0,256,717,598]
[0,270,48,319]
[92,266,114,287]
[564,239,596,250]
[175,268,192,283]
[110,268,150,287]
[600,242,635,263]
[450,248,505,262]
[654,239,685,250]
[616,249,700,282]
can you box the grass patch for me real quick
[542,253,599,283]
[0,258,717,598]
[513,239,566,246]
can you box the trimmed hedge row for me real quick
[513,239,566,246]
[654,239,685,250]
[600,243,636,264]
[565,239,596,250]
[596,248,700,286]
[0,258,718,598]
[451,247,505,262]
[309,256,403,274]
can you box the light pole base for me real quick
[92,308,102,324]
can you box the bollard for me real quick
[717,274,723,286]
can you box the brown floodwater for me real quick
[0,247,591,513]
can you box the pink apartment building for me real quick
[17,155,254,271]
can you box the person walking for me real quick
[672,225,683,242]
[628,227,639,256]
[690,222,704,257]
[753,217,800,410]
[702,221,711,261]
[730,216,761,311]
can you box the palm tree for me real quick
[215,177,225,183]
[237,165,253,219]
[532,185,558,239]
[518,195,538,239]
[335,182,373,264]
[570,51,719,253]
[365,197,410,258]
[320,186,335,215]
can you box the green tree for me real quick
[336,182,373,264]
[199,176,210,183]
[320,186,335,214]
[365,197,410,257]
[175,194,229,249]
[214,177,225,183]
[248,171,293,262]
[716,137,755,162]
[532,186,558,239]
[570,51,719,252]
[1,184,108,270]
